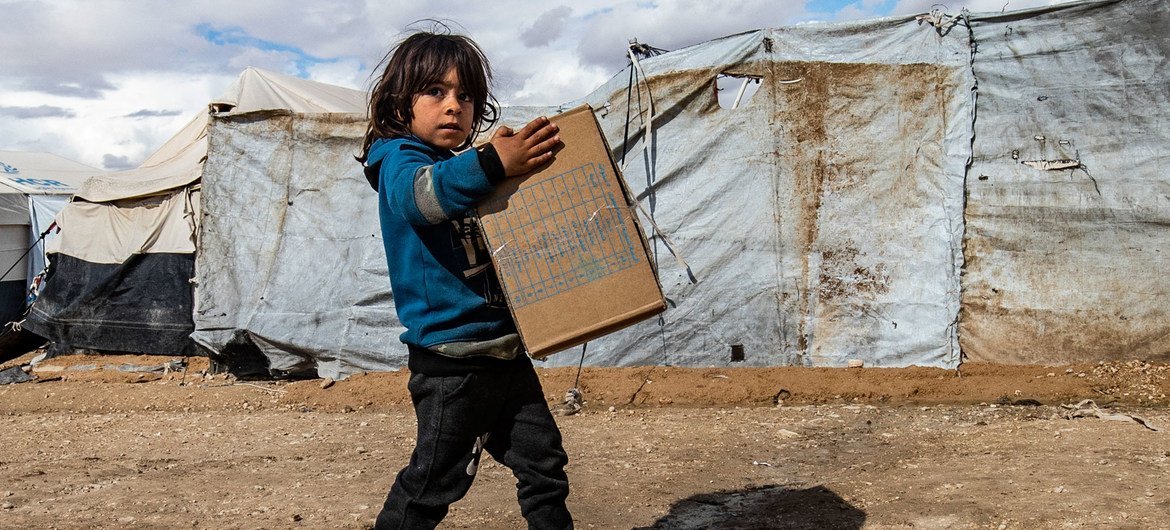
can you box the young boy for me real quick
[358,30,572,529]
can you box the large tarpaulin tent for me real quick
[23,68,367,356]
[189,0,1169,378]
[0,151,97,325]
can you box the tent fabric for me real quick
[25,252,197,355]
[210,67,370,114]
[0,150,97,195]
[192,113,401,376]
[23,189,200,354]
[0,150,100,277]
[0,194,27,226]
[45,189,199,264]
[0,195,30,324]
[75,116,208,202]
[27,195,67,282]
[960,0,1170,363]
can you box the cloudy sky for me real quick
[1,0,1074,171]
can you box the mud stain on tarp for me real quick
[598,60,958,362]
[768,61,955,358]
[960,303,1170,365]
[817,245,891,303]
[961,199,1170,363]
[602,67,734,152]
[959,250,1170,365]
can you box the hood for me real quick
[362,138,396,191]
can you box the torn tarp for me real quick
[0,365,34,384]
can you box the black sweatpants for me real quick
[375,356,572,529]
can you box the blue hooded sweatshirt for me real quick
[364,136,517,356]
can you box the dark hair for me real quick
[358,29,499,161]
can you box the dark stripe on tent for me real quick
[24,253,195,355]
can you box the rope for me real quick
[554,342,587,417]
[632,200,697,283]
[621,64,635,166]
[618,41,696,284]
[624,44,657,165]
[915,5,963,36]
[0,222,56,284]
[573,341,587,389]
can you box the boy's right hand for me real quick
[489,116,561,177]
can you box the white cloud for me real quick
[521,6,574,48]
[0,105,76,119]
[102,154,134,171]
[305,59,370,92]
[507,53,611,106]
[0,71,231,169]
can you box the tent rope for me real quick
[618,40,698,284]
[623,42,657,167]
[573,341,587,389]
[0,222,57,285]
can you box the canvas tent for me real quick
[0,151,98,325]
[26,0,1170,378]
[23,67,367,357]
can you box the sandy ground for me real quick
[1,352,1168,529]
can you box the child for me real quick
[357,30,572,530]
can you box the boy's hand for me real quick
[490,116,561,177]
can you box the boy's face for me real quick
[409,67,474,150]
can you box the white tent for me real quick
[0,150,98,324]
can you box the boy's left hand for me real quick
[490,116,561,177]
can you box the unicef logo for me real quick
[0,161,18,175]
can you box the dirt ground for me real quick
[1,352,1168,529]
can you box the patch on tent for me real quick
[1021,159,1081,171]
[0,161,18,174]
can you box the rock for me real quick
[320,378,335,389]
[847,359,864,368]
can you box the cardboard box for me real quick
[477,104,666,359]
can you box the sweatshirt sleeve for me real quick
[381,142,496,226]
